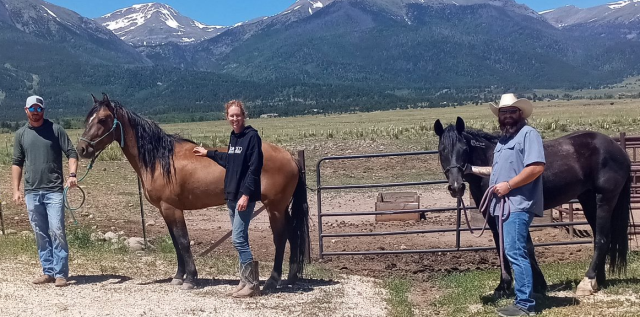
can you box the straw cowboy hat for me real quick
[489,93,533,119]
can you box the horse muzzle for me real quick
[76,143,95,160]
[447,182,466,198]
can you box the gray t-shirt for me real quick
[12,119,78,194]
[489,125,545,217]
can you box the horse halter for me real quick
[79,118,125,148]
[443,163,467,176]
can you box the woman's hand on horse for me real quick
[237,195,249,211]
[493,182,511,197]
[193,146,207,156]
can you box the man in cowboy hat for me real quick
[466,93,545,316]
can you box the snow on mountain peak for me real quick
[101,3,184,33]
[97,2,227,45]
[607,0,640,10]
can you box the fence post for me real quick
[137,177,147,249]
[568,203,574,239]
[0,200,5,235]
[455,200,461,250]
[298,150,311,264]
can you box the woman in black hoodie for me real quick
[193,100,263,298]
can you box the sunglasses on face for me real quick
[28,106,44,113]
[499,109,520,115]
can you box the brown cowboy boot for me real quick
[226,263,246,296]
[54,277,69,287]
[32,274,55,284]
[233,261,261,298]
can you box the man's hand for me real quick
[13,191,24,205]
[237,195,249,211]
[493,182,511,197]
[66,177,78,188]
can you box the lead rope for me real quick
[458,185,510,277]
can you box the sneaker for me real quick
[32,275,55,284]
[497,304,535,316]
[54,277,68,287]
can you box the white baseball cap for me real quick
[25,95,45,109]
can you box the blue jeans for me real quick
[500,211,535,312]
[227,200,256,265]
[26,191,69,279]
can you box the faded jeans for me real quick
[26,191,69,279]
[227,200,256,265]
[501,210,536,312]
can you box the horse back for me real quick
[541,131,630,208]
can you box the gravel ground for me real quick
[0,260,387,317]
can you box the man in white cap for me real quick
[466,93,545,316]
[12,95,78,287]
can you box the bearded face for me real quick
[498,106,526,137]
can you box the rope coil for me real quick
[62,150,101,225]
[458,185,510,277]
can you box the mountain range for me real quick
[1,0,640,122]
[111,0,640,88]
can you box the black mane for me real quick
[87,100,195,181]
[463,127,500,144]
[441,124,499,149]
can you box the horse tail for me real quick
[288,161,310,279]
[609,175,631,275]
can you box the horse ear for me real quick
[101,93,115,112]
[91,94,98,104]
[455,117,465,134]
[434,119,444,137]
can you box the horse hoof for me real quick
[493,290,510,299]
[181,282,196,290]
[263,278,279,291]
[286,273,299,286]
[170,278,184,286]
[576,277,598,296]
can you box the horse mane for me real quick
[463,128,499,144]
[86,100,195,182]
[441,124,498,146]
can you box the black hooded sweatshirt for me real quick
[206,125,263,202]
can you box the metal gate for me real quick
[316,151,593,259]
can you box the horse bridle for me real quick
[79,118,125,148]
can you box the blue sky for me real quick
[45,1,616,26]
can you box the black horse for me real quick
[434,117,631,296]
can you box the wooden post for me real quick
[568,203,574,239]
[620,132,628,159]
[137,177,147,249]
[298,149,311,265]
[0,200,5,235]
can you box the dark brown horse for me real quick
[434,117,631,296]
[77,94,309,291]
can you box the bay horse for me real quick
[77,94,309,291]
[434,117,630,296]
